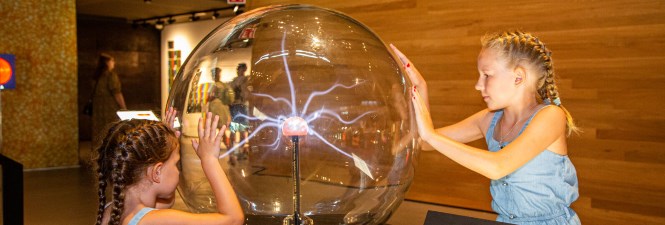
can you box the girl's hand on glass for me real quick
[390,44,429,109]
[411,85,436,138]
[192,112,225,160]
[163,107,181,138]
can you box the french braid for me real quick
[482,31,579,135]
[92,120,177,225]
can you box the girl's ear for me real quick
[147,162,164,183]
[513,66,527,85]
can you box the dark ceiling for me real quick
[76,0,241,22]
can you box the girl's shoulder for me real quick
[139,208,192,224]
[523,105,567,139]
[532,105,566,123]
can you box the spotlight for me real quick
[233,5,244,15]
[189,13,199,21]
[167,17,176,24]
[155,20,165,30]
[212,11,220,20]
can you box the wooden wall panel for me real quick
[77,16,162,141]
[249,1,665,224]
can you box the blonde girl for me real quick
[391,31,581,224]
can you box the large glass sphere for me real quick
[167,4,419,225]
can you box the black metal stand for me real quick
[0,154,24,225]
[283,136,312,225]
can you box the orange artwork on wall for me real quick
[0,57,12,84]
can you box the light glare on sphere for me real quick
[166,4,419,225]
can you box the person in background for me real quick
[229,63,250,161]
[92,53,127,145]
[208,67,234,129]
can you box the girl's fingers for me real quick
[211,115,220,134]
[412,88,428,117]
[197,117,204,138]
[191,139,199,151]
[412,88,421,113]
[204,112,212,139]
[215,125,226,145]
[220,124,227,134]
[391,44,417,76]
[163,107,174,128]
[210,115,220,144]
[389,44,409,65]
[169,107,176,124]
[390,44,425,86]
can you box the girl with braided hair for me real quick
[390,31,581,225]
[93,108,244,225]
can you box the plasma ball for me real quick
[282,116,308,136]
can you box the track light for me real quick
[233,5,244,15]
[133,6,241,27]
[189,13,199,22]
[155,20,165,30]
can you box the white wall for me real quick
[160,18,230,114]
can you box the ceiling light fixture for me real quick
[189,13,199,22]
[131,5,245,28]
[155,20,165,30]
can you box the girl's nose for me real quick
[474,78,483,91]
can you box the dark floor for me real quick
[18,142,496,225]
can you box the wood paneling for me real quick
[77,15,162,141]
[249,1,665,224]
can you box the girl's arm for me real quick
[413,88,566,179]
[114,92,127,110]
[110,73,127,110]
[419,110,490,151]
[190,113,244,224]
[434,109,491,144]
[149,112,243,225]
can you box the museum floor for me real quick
[21,142,496,225]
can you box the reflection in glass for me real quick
[167,4,419,225]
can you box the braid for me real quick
[92,119,178,225]
[110,150,125,225]
[482,31,580,135]
[94,150,107,225]
[93,122,132,225]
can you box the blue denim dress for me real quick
[128,207,155,225]
[486,107,581,225]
